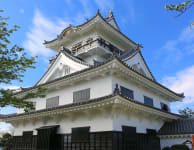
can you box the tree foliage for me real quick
[178,107,194,118]
[162,144,190,150]
[165,0,194,17]
[0,133,12,150]
[171,144,190,150]
[0,10,46,111]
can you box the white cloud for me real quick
[23,7,96,59]
[23,10,69,57]
[0,122,13,137]
[0,85,20,90]
[19,8,24,14]
[162,65,194,112]
[179,26,194,43]
[155,26,194,66]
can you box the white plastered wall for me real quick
[84,55,105,64]
[113,112,164,133]
[18,76,113,113]
[112,76,170,110]
[14,105,165,136]
[13,112,114,136]
[18,74,171,113]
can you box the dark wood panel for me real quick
[11,131,160,150]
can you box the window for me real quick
[72,127,90,143]
[73,88,90,103]
[23,131,33,143]
[64,65,70,75]
[160,102,169,111]
[46,96,59,108]
[120,86,134,99]
[144,96,153,107]
[122,126,136,136]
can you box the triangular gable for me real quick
[123,51,155,80]
[36,52,89,85]
[106,17,120,30]
[105,11,120,30]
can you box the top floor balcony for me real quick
[71,37,124,59]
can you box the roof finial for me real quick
[114,83,120,94]
[137,43,143,50]
[97,9,100,14]
[109,10,113,18]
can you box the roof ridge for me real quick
[44,10,102,45]
[119,45,140,61]
[159,117,194,135]
[14,56,184,99]
[1,92,181,120]
[44,10,138,47]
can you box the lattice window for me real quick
[73,88,90,103]
[120,86,134,99]
[64,65,70,75]
[46,96,59,108]
[144,96,153,107]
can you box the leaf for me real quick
[0,10,46,110]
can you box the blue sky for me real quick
[0,0,194,121]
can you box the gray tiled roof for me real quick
[12,55,184,99]
[44,10,138,47]
[119,48,137,60]
[61,48,90,66]
[159,118,194,135]
[0,93,181,120]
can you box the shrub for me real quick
[171,144,190,150]
[0,133,12,150]
[162,147,171,150]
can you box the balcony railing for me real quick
[71,38,123,56]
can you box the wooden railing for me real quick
[72,38,122,56]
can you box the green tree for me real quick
[165,0,194,28]
[165,0,194,17]
[0,10,46,111]
[0,133,12,150]
[178,107,194,118]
